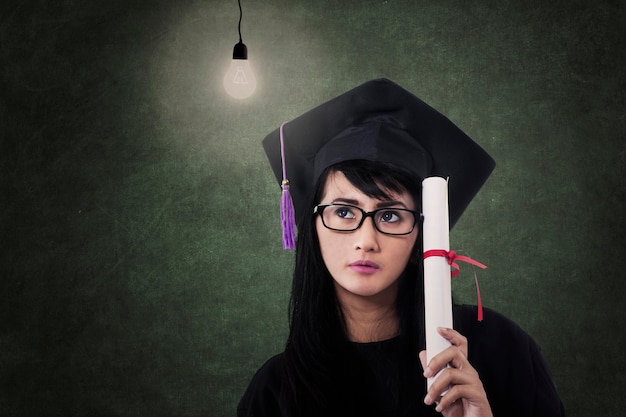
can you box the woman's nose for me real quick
[354,216,380,252]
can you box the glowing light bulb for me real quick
[223,41,257,100]
[223,58,257,99]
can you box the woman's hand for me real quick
[419,327,493,417]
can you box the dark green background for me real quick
[2,0,624,416]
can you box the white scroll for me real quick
[422,176,453,392]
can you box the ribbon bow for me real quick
[423,249,487,321]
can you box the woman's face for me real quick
[316,170,419,305]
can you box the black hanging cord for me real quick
[232,0,247,59]
[238,0,243,43]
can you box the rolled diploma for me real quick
[422,177,453,392]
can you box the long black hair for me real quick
[279,159,426,416]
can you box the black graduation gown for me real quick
[237,306,565,416]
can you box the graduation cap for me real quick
[262,78,495,249]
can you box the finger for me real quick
[433,384,471,412]
[424,328,470,377]
[427,366,477,397]
[425,366,483,410]
[420,350,442,384]
[424,352,481,407]
[437,327,468,356]
[423,345,471,378]
[433,379,488,413]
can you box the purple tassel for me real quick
[280,180,296,250]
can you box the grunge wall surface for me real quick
[2,1,624,416]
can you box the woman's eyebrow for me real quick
[375,200,409,209]
[330,197,360,205]
[330,198,409,209]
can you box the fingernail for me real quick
[423,366,432,378]
[424,394,432,405]
[435,403,443,412]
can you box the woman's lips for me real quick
[348,260,380,274]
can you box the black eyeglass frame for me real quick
[313,203,423,236]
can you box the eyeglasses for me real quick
[313,204,422,235]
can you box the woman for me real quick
[238,79,564,416]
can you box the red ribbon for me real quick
[423,249,487,321]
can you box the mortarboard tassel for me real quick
[279,122,296,250]
[281,180,296,249]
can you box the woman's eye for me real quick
[380,210,401,223]
[335,206,355,219]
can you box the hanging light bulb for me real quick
[223,0,257,100]
[223,41,257,99]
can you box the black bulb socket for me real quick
[232,42,248,60]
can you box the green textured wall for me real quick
[2,0,624,416]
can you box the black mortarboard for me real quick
[262,78,495,248]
